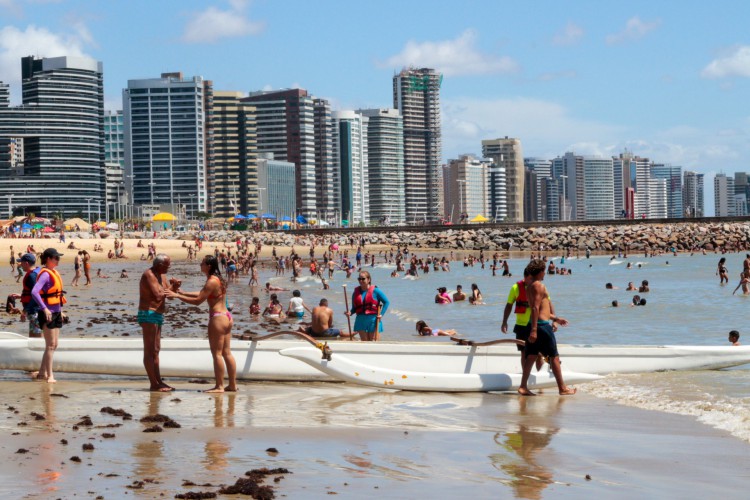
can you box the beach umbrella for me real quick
[281,215,292,221]
[470,214,489,223]
[234,214,246,220]
[262,213,276,219]
[32,224,44,229]
[318,220,330,226]
[245,213,258,219]
[296,215,308,224]
[21,223,31,229]
[152,212,176,222]
[42,226,55,233]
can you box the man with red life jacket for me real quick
[501,268,541,370]
[17,253,42,338]
[31,248,67,383]
[345,270,390,341]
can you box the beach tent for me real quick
[281,215,292,222]
[318,220,330,226]
[233,214,246,220]
[296,215,308,224]
[152,212,177,222]
[261,213,276,219]
[246,213,258,219]
[470,214,489,223]
[63,218,90,230]
[105,222,119,230]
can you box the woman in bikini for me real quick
[166,255,237,393]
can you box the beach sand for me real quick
[1,377,748,499]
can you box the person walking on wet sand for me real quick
[138,254,180,392]
[166,255,237,393]
[30,248,67,383]
[518,259,575,396]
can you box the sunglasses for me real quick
[358,277,367,281]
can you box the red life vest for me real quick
[20,268,39,305]
[353,286,378,315]
[514,280,529,314]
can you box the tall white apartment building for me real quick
[331,111,369,225]
[123,72,211,215]
[582,156,615,220]
[652,164,683,218]
[524,157,552,221]
[482,137,524,222]
[443,154,489,223]
[393,67,442,222]
[714,173,736,217]
[358,108,404,225]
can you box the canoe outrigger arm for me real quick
[242,331,333,360]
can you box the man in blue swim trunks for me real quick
[518,259,576,396]
[298,298,355,338]
[138,254,181,392]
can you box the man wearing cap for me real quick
[31,248,67,383]
[17,253,42,338]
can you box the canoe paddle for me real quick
[373,304,382,342]
[342,284,354,340]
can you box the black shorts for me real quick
[513,323,531,352]
[525,322,558,359]
[38,310,64,329]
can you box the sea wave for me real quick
[582,372,750,443]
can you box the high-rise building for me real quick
[256,153,296,219]
[331,111,369,225]
[0,56,104,218]
[242,89,318,218]
[582,156,615,220]
[443,154,489,223]
[393,67,442,222]
[358,108,404,225]
[313,98,336,222]
[682,171,704,217]
[482,137,524,222]
[714,173,736,217]
[652,164,683,218]
[551,152,581,221]
[104,110,124,168]
[524,157,552,221]
[123,72,211,216]
[210,91,257,217]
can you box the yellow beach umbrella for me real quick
[152,212,177,222]
[470,214,489,223]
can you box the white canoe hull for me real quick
[280,347,601,392]
[1,331,749,382]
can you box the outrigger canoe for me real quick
[1,332,749,391]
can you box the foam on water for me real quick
[582,370,750,443]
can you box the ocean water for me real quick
[260,250,750,443]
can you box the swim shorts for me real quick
[306,327,341,338]
[524,321,559,359]
[290,311,304,318]
[513,323,531,352]
[354,314,382,333]
[137,309,164,326]
[37,311,64,329]
[28,314,42,337]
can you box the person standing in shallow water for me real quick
[167,255,237,393]
[518,259,576,396]
[345,270,390,341]
[138,254,180,392]
[30,248,67,383]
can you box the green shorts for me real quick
[137,309,164,326]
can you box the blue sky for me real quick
[3,0,750,214]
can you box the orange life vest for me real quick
[514,280,529,314]
[353,286,378,315]
[38,268,67,306]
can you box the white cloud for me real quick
[381,29,519,77]
[552,22,584,46]
[0,25,92,101]
[605,17,660,45]
[701,45,750,79]
[182,1,264,44]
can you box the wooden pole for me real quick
[373,304,383,342]
[342,284,354,340]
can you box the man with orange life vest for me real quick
[17,253,43,338]
[31,248,67,383]
[501,268,543,370]
[345,270,390,341]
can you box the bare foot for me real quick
[517,387,537,396]
[559,387,577,395]
[224,386,238,392]
[204,387,224,393]
[29,371,40,379]
[150,386,173,392]
[46,377,57,383]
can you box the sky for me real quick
[3,1,750,215]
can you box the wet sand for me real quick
[0,377,748,498]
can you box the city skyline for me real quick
[4,1,750,215]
